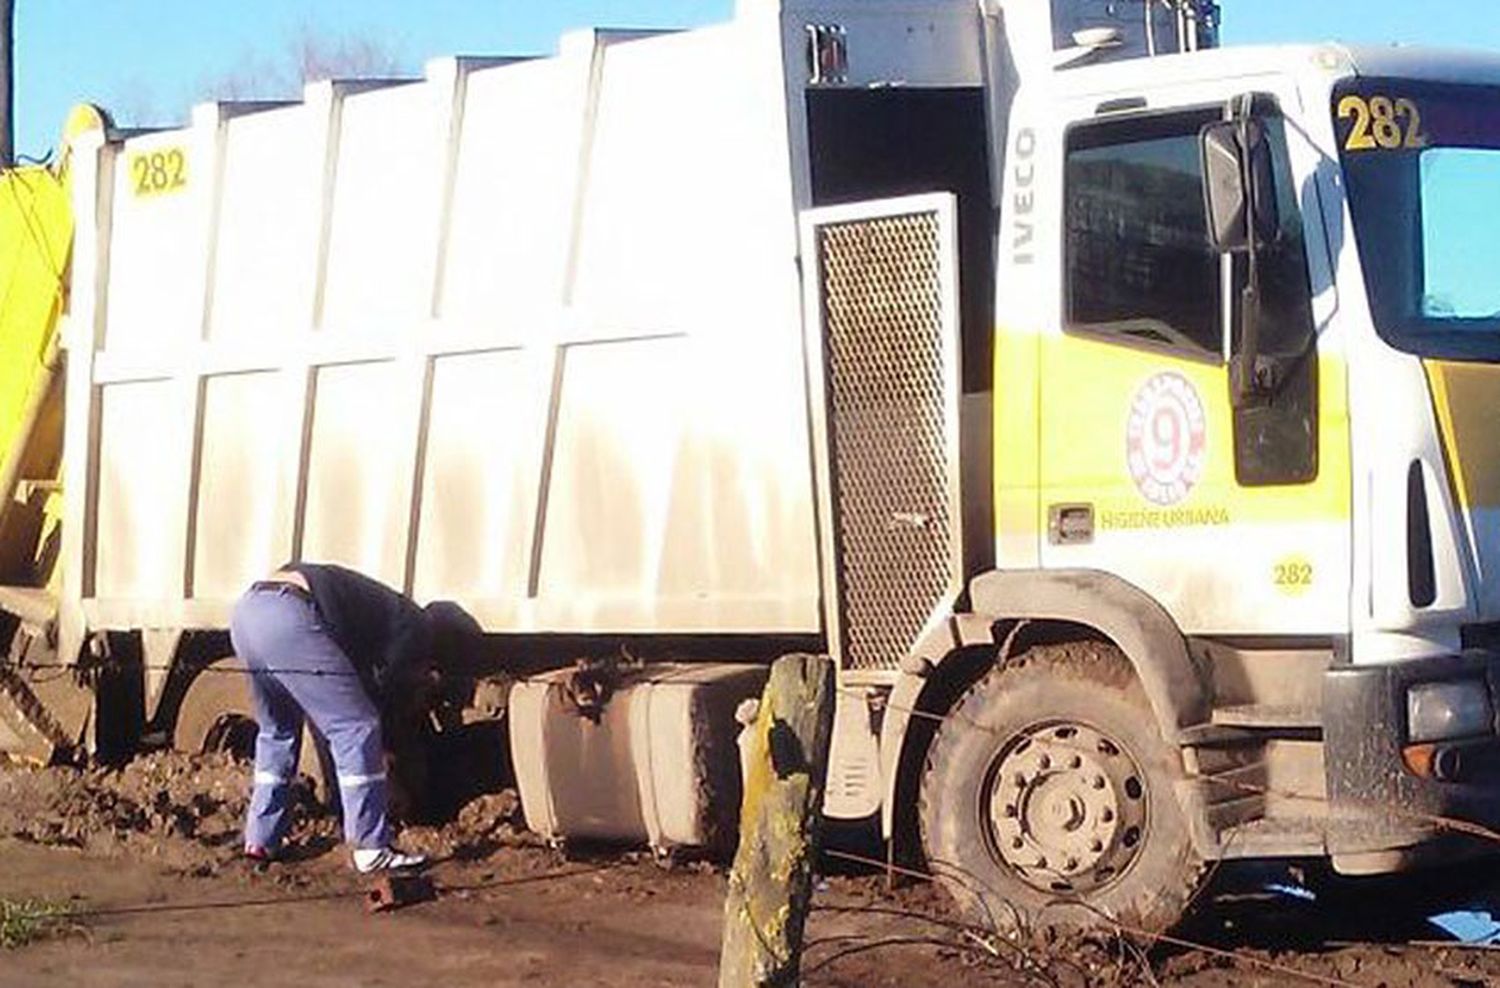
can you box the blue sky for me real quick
[13,1,1498,161]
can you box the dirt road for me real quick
[1,836,1041,988]
[3,756,1500,987]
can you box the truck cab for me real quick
[890,33,1500,931]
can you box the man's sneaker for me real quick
[353,847,428,874]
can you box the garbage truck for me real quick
[9,0,1500,933]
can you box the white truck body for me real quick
[54,0,1002,827]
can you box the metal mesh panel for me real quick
[817,211,955,672]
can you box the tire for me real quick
[173,656,334,804]
[174,656,257,758]
[919,641,1203,935]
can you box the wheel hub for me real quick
[986,723,1148,893]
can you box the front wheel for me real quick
[919,641,1203,935]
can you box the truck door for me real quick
[1035,93,1350,636]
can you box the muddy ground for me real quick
[2,754,1500,987]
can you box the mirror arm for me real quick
[1232,96,1266,407]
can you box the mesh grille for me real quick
[817,211,955,672]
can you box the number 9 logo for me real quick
[1127,373,1207,507]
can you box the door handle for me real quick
[1048,504,1094,546]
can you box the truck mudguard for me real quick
[880,568,1210,837]
[968,569,1211,734]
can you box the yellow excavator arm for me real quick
[0,162,70,590]
[0,145,83,766]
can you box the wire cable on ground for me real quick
[811,902,1074,987]
[803,935,1011,980]
[66,859,622,922]
[821,847,1365,988]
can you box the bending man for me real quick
[230,562,469,873]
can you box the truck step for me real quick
[1216,815,1328,858]
[1216,814,1437,861]
[1210,704,1321,730]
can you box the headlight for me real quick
[1406,680,1494,743]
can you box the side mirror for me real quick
[1200,118,1280,253]
[1204,107,1284,409]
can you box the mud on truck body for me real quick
[8,0,1500,934]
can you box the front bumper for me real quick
[1323,649,1500,865]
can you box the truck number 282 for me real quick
[1338,95,1427,152]
[130,149,188,198]
[1274,560,1314,590]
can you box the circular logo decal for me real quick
[1126,373,1206,506]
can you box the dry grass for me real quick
[0,898,79,949]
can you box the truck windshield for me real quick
[1335,79,1500,361]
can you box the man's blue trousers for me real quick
[229,584,391,851]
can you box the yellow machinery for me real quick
[0,118,86,763]
[0,161,69,589]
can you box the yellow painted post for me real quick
[718,653,835,988]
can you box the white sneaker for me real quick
[353,847,428,874]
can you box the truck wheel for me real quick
[919,641,1203,935]
[174,656,258,759]
[174,657,334,803]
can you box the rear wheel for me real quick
[174,657,257,760]
[919,641,1203,935]
[173,656,333,802]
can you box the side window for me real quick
[1065,110,1224,359]
[1065,101,1320,487]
